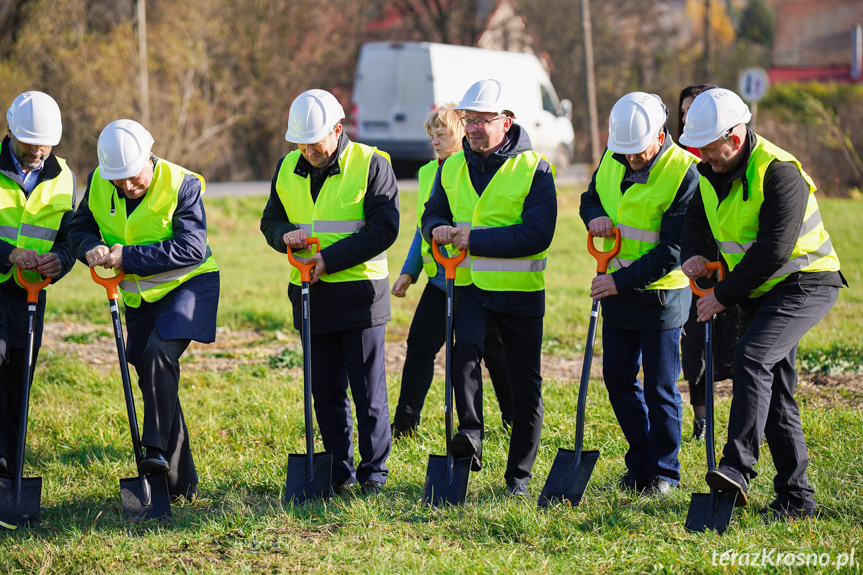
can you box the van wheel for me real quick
[552,144,571,169]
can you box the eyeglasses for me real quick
[460,116,505,128]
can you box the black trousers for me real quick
[0,344,37,474]
[393,282,512,427]
[130,328,197,499]
[720,281,839,508]
[308,324,391,486]
[452,288,543,485]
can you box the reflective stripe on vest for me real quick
[88,158,219,307]
[594,144,696,290]
[699,134,840,298]
[440,150,553,291]
[417,159,439,278]
[0,147,74,286]
[275,142,390,285]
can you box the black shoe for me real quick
[692,417,706,442]
[391,421,417,440]
[506,483,530,499]
[760,499,820,522]
[451,432,482,472]
[0,456,9,478]
[643,477,675,497]
[706,466,748,506]
[616,470,648,493]
[138,447,170,476]
[360,480,384,496]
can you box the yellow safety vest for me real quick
[700,135,840,298]
[594,144,695,290]
[0,147,74,287]
[276,142,390,286]
[440,150,553,291]
[88,158,219,307]
[417,159,439,278]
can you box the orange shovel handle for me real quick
[431,239,467,280]
[286,237,322,283]
[689,261,726,297]
[90,267,126,300]
[15,266,51,304]
[586,227,622,274]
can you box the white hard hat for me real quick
[285,89,345,144]
[97,119,155,180]
[456,79,514,117]
[607,92,667,155]
[6,91,63,146]
[679,88,751,148]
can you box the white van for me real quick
[350,41,575,174]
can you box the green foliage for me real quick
[61,329,112,345]
[798,346,863,376]
[268,346,303,370]
[738,0,775,47]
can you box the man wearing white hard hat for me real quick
[0,91,76,480]
[261,89,399,496]
[580,92,698,497]
[421,79,557,498]
[680,88,845,520]
[69,119,220,501]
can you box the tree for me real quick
[738,0,775,47]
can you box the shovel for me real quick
[421,240,472,506]
[284,238,332,505]
[538,227,621,508]
[684,261,737,534]
[90,268,171,520]
[0,267,49,527]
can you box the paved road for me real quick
[204,163,591,198]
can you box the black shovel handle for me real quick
[688,262,724,470]
[287,238,320,481]
[432,240,466,474]
[13,267,51,501]
[90,268,145,465]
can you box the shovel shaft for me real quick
[573,298,600,456]
[300,280,315,481]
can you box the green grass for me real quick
[3,190,862,573]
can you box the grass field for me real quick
[1,187,861,574]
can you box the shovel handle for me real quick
[587,228,622,274]
[90,267,126,300]
[15,266,51,304]
[689,261,725,297]
[431,239,467,280]
[286,237,321,283]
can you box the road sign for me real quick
[739,67,770,102]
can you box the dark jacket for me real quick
[420,123,557,317]
[0,137,76,348]
[260,133,400,333]
[680,128,845,309]
[579,131,698,331]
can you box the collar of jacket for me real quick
[611,127,672,185]
[696,127,757,201]
[461,122,534,173]
[0,135,63,189]
[292,132,349,179]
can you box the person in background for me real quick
[260,89,399,496]
[422,79,557,498]
[390,102,512,439]
[0,91,76,480]
[580,92,698,496]
[69,119,219,502]
[680,88,845,520]
[676,83,739,441]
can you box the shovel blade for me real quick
[421,454,472,506]
[685,490,738,534]
[120,473,171,521]
[0,476,42,527]
[537,448,599,508]
[284,452,332,505]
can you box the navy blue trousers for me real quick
[602,323,683,485]
[307,324,391,486]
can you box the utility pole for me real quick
[582,0,600,169]
[136,0,150,126]
[703,0,711,80]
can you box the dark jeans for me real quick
[682,296,739,406]
[0,343,37,475]
[452,288,543,485]
[720,281,839,508]
[393,282,512,428]
[602,323,683,485]
[307,324,391,486]
[131,328,198,499]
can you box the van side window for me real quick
[541,85,557,115]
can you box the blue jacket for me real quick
[421,123,557,317]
